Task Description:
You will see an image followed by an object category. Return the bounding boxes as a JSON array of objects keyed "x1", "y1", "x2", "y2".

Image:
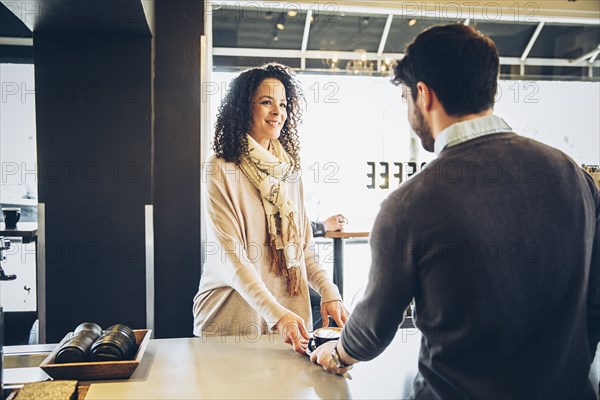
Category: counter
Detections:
[
  {"x1": 6, "y1": 327, "x2": 600, "y2": 399},
  {"x1": 84, "y1": 329, "x2": 421, "y2": 399}
]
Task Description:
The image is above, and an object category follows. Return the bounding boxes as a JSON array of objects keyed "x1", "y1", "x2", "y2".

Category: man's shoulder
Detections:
[
  {"x1": 505, "y1": 135, "x2": 591, "y2": 180},
  {"x1": 510, "y1": 134, "x2": 573, "y2": 158},
  {"x1": 454, "y1": 131, "x2": 571, "y2": 162},
  {"x1": 439, "y1": 132, "x2": 584, "y2": 179},
  {"x1": 381, "y1": 170, "x2": 436, "y2": 216}
]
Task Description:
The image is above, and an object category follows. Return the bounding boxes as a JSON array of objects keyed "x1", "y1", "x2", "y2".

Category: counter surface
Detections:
[{"x1": 85, "y1": 329, "x2": 421, "y2": 399}]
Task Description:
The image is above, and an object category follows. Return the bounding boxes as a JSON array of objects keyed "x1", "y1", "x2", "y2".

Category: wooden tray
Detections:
[{"x1": 39, "y1": 329, "x2": 151, "y2": 380}]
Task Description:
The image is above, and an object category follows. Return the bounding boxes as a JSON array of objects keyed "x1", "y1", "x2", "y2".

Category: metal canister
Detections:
[
  {"x1": 55, "y1": 330, "x2": 97, "y2": 364},
  {"x1": 74, "y1": 322, "x2": 102, "y2": 340},
  {"x1": 90, "y1": 330, "x2": 129, "y2": 361},
  {"x1": 106, "y1": 324, "x2": 136, "y2": 349}
]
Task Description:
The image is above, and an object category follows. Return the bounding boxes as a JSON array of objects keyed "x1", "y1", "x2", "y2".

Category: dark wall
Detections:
[
  {"x1": 0, "y1": 2, "x2": 33, "y2": 63},
  {"x1": 0, "y1": 2, "x2": 32, "y2": 37},
  {"x1": 8, "y1": 0, "x2": 203, "y2": 341},
  {"x1": 34, "y1": 32, "x2": 152, "y2": 342},
  {"x1": 0, "y1": 45, "x2": 33, "y2": 63},
  {"x1": 153, "y1": 0, "x2": 203, "y2": 338}
]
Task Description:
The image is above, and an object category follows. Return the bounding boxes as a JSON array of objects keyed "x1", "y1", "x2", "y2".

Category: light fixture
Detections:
[
  {"x1": 346, "y1": 49, "x2": 374, "y2": 74},
  {"x1": 276, "y1": 13, "x2": 286, "y2": 30},
  {"x1": 287, "y1": 9, "x2": 298, "y2": 17},
  {"x1": 379, "y1": 57, "x2": 393, "y2": 74},
  {"x1": 323, "y1": 54, "x2": 340, "y2": 70},
  {"x1": 408, "y1": 19, "x2": 417, "y2": 27},
  {"x1": 345, "y1": 17, "x2": 374, "y2": 75}
]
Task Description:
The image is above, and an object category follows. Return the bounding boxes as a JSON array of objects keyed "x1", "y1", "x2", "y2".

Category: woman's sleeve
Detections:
[
  {"x1": 298, "y1": 180, "x2": 342, "y2": 303},
  {"x1": 204, "y1": 161, "x2": 289, "y2": 329},
  {"x1": 311, "y1": 221, "x2": 326, "y2": 237}
]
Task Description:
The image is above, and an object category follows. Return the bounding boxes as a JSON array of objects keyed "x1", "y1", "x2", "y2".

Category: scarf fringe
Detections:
[{"x1": 268, "y1": 212, "x2": 302, "y2": 297}]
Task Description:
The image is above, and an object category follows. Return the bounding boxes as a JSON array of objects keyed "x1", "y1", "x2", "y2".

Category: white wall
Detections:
[
  {"x1": 0, "y1": 63, "x2": 38, "y2": 312},
  {"x1": 0, "y1": 63, "x2": 38, "y2": 203}
]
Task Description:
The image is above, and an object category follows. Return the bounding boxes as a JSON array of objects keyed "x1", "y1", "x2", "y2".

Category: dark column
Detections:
[
  {"x1": 153, "y1": 0, "x2": 203, "y2": 338},
  {"x1": 34, "y1": 32, "x2": 152, "y2": 342}
]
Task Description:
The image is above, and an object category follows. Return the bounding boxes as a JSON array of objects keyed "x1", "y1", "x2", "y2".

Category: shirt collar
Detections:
[{"x1": 434, "y1": 114, "x2": 513, "y2": 156}]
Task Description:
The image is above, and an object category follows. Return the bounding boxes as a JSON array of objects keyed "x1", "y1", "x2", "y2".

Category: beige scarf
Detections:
[{"x1": 239, "y1": 134, "x2": 303, "y2": 296}]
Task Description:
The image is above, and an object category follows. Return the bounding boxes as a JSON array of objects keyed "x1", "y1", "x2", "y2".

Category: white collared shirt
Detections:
[{"x1": 434, "y1": 114, "x2": 513, "y2": 156}]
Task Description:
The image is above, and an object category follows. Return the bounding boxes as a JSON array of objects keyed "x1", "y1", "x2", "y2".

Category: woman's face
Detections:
[{"x1": 248, "y1": 78, "x2": 288, "y2": 148}]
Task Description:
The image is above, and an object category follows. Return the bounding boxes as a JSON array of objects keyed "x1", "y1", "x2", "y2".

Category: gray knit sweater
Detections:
[{"x1": 341, "y1": 132, "x2": 600, "y2": 399}]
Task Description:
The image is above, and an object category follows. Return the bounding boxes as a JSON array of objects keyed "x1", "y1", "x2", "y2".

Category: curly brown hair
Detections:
[{"x1": 212, "y1": 63, "x2": 304, "y2": 171}]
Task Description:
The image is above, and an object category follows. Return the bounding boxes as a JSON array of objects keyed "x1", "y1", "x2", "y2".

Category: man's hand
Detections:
[
  {"x1": 320, "y1": 300, "x2": 350, "y2": 328},
  {"x1": 310, "y1": 341, "x2": 352, "y2": 376},
  {"x1": 276, "y1": 312, "x2": 310, "y2": 355}
]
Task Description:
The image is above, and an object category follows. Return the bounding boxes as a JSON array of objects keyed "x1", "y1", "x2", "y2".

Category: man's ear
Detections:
[{"x1": 416, "y1": 81, "x2": 435, "y2": 112}]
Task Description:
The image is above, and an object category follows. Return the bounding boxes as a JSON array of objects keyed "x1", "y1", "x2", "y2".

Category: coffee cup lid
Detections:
[{"x1": 313, "y1": 327, "x2": 342, "y2": 339}]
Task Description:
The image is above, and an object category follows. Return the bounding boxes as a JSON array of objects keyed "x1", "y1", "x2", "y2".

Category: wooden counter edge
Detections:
[{"x1": 323, "y1": 231, "x2": 370, "y2": 239}]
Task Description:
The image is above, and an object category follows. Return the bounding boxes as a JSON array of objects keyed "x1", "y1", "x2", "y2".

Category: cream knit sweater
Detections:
[{"x1": 193, "y1": 155, "x2": 341, "y2": 337}]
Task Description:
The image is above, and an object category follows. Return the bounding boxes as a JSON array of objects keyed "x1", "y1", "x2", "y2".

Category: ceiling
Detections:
[
  {"x1": 1, "y1": 0, "x2": 598, "y2": 80},
  {"x1": 210, "y1": 0, "x2": 600, "y2": 81}
]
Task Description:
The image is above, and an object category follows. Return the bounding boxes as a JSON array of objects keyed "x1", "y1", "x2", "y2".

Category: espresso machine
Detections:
[{"x1": 0, "y1": 237, "x2": 17, "y2": 399}]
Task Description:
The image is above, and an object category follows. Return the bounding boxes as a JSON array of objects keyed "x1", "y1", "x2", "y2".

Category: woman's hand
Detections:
[
  {"x1": 322, "y1": 214, "x2": 347, "y2": 232},
  {"x1": 276, "y1": 312, "x2": 310, "y2": 355},
  {"x1": 320, "y1": 300, "x2": 350, "y2": 328}
]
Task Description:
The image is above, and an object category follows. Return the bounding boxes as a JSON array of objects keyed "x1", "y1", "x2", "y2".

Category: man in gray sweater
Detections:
[{"x1": 311, "y1": 24, "x2": 600, "y2": 398}]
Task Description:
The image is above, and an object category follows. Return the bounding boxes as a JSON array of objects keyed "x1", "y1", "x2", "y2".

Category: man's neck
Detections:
[{"x1": 431, "y1": 109, "x2": 493, "y2": 140}]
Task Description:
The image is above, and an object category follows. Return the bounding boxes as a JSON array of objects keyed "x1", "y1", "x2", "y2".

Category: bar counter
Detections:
[
  {"x1": 83, "y1": 329, "x2": 421, "y2": 399},
  {"x1": 6, "y1": 328, "x2": 600, "y2": 398}
]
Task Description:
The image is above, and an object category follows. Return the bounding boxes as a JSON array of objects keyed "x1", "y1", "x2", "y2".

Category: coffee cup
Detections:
[
  {"x1": 2, "y1": 208, "x2": 20, "y2": 229},
  {"x1": 307, "y1": 327, "x2": 342, "y2": 354}
]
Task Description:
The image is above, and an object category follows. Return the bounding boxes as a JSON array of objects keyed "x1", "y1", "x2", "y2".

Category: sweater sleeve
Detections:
[
  {"x1": 204, "y1": 160, "x2": 289, "y2": 329},
  {"x1": 339, "y1": 194, "x2": 415, "y2": 361},
  {"x1": 311, "y1": 221, "x2": 326, "y2": 237}
]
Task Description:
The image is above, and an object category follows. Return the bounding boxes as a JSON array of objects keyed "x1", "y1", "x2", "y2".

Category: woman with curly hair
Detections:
[{"x1": 193, "y1": 63, "x2": 348, "y2": 353}]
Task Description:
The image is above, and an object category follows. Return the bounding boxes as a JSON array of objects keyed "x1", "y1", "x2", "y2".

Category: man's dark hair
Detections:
[{"x1": 392, "y1": 24, "x2": 500, "y2": 116}]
